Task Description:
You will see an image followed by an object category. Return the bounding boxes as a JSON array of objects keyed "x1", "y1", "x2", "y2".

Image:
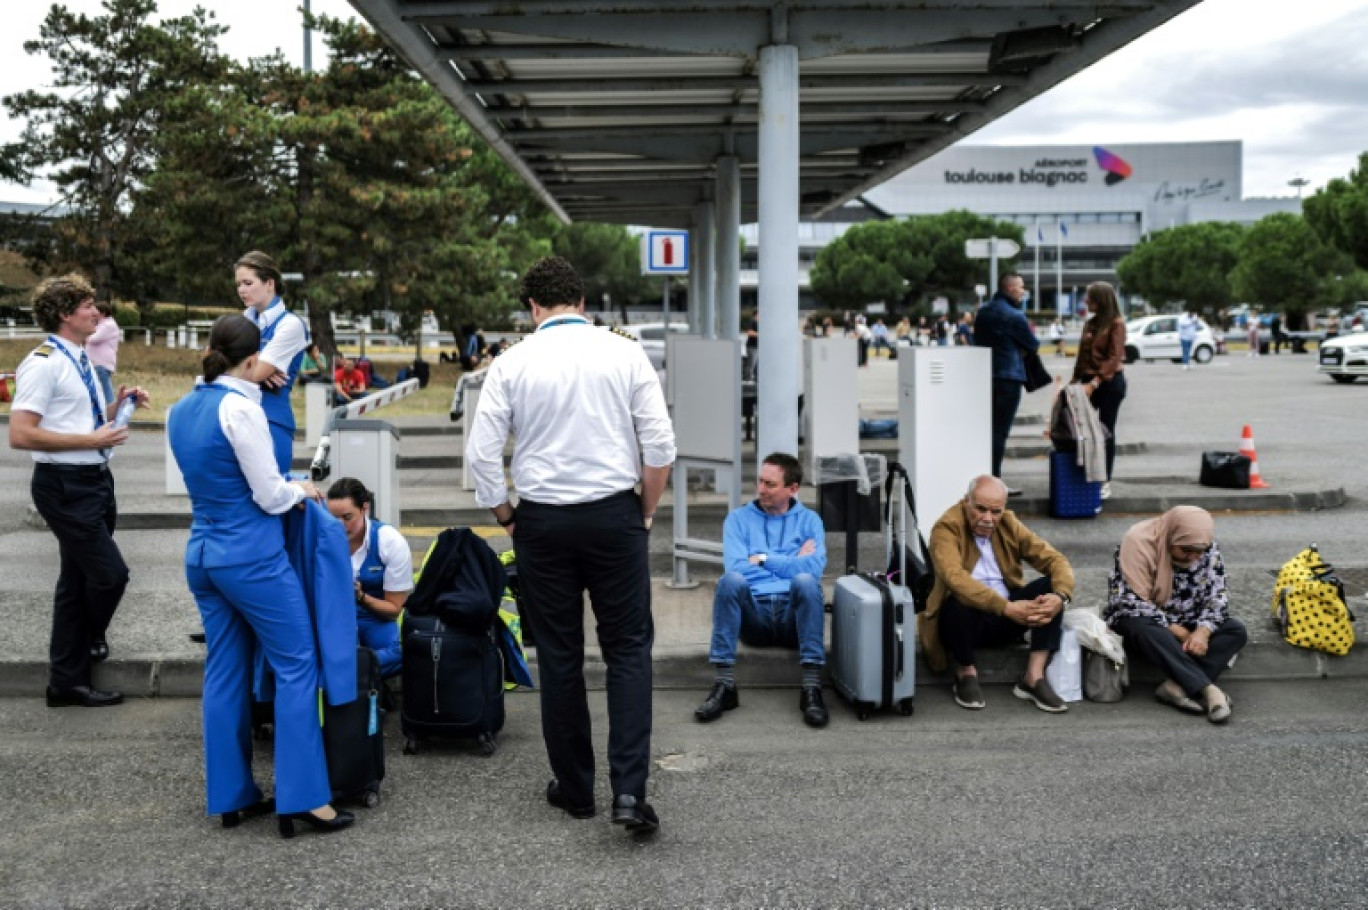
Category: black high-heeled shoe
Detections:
[
  {"x1": 277, "y1": 807, "x2": 356, "y2": 839},
  {"x1": 221, "y1": 797, "x2": 275, "y2": 828}
]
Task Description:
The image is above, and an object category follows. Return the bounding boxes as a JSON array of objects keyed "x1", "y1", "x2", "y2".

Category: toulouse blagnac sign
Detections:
[{"x1": 943, "y1": 146, "x2": 1135, "y2": 188}]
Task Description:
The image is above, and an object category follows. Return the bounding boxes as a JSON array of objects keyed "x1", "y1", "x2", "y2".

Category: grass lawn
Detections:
[{"x1": 0, "y1": 338, "x2": 469, "y2": 423}]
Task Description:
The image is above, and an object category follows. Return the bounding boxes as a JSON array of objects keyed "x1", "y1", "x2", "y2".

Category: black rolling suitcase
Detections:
[
  {"x1": 401, "y1": 613, "x2": 505, "y2": 756},
  {"x1": 322, "y1": 647, "x2": 386, "y2": 807}
]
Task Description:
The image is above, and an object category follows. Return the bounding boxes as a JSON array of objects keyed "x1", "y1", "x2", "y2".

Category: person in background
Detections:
[
  {"x1": 1177, "y1": 309, "x2": 1199, "y2": 370},
  {"x1": 956, "y1": 312, "x2": 975, "y2": 346},
  {"x1": 326, "y1": 478, "x2": 409, "y2": 679},
  {"x1": 10, "y1": 274, "x2": 148, "y2": 707},
  {"x1": 332, "y1": 356, "x2": 367, "y2": 404},
  {"x1": 1270, "y1": 313, "x2": 1286, "y2": 355},
  {"x1": 167, "y1": 314, "x2": 352, "y2": 837},
  {"x1": 299, "y1": 343, "x2": 327, "y2": 383},
  {"x1": 1104, "y1": 506, "x2": 1246, "y2": 724},
  {"x1": 236, "y1": 251, "x2": 308, "y2": 476},
  {"x1": 1070, "y1": 281, "x2": 1127, "y2": 501},
  {"x1": 1048, "y1": 318, "x2": 1066, "y2": 358},
  {"x1": 870, "y1": 319, "x2": 891, "y2": 356},
  {"x1": 86, "y1": 300, "x2": 121, "y2": 408},
  {"x1": 973, "y1": 272, "x2": 1037, "y2": 494},
  {"x1": 1246, "y1": 316, "x2": 1261, "y2": 357}
]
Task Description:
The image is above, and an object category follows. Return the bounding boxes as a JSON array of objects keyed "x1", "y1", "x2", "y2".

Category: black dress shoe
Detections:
[
  {"x1": 277, "y1": 807, "x2": 355, "y2": 839},
  {"x1": 694, "y1": 681, "x2": 739, "y2": 722},
  {"x1": 45, "y1": 685, "x2": 123, "y2": 708},
  {"x1": 546, "y1": 780, "x2": 596, "y2": 819},
  {"x1": 189, "y1": 632, "x2": 207, "y2": 644},
  {"x1": 222, "y1": 797, "x2": 276, "y2": 828},
  {"x1": 611, "y1": 794, "x2": 659, "y2": 833},
  {"x1": 800, "y1": 686, "x2": 829, "y2": 728},
  {"x1": 90, "y1": 639, "x2": 109, "y2": 663}
]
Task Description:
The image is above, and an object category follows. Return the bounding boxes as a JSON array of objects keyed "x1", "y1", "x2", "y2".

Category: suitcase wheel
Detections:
[
  {"x1": 856, "y1": 705, "x2": 871, "y2": 722},
  {"x1": 478, "y1": 732, "x2": 497, "y2": 757},
  {"x1": 898, "y1": 698, "x2": 915, "y2": 717},
  {"x1": 403, "y1": 737, "x2": 419, "y2": 755},
  {"x1": 362, "y1": 789, "x2": 381, "y2": 809}
]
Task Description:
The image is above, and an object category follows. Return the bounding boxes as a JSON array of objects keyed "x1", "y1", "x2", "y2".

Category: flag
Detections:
[{"x1": 1058, "y1": 220, "x2": 1069, "y2": 238}]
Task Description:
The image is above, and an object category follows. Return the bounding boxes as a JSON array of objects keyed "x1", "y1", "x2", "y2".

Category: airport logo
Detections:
[{"x1": 1093, "y1": 146, "x2": 1133, "y2": 185}]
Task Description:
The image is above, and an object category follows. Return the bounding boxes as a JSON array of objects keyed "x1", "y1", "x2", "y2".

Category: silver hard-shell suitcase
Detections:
[{"x1": 830, "y1": 574, "x2": 916, "y2": 719}]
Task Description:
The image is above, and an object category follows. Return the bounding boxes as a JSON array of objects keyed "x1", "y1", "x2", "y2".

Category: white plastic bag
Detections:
[
  {"x1": 1062, "y1": 608, "x2": 1126, "y2": 664},
  {"x1": 1045, "y1": 627, "x2": 1083, "y2": 703}
]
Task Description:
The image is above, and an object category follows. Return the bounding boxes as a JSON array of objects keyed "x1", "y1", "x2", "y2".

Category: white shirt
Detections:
[
  {"x1": 208, "y1": 376, "x2": 304, "y2": 515},
  {"x1": 12, "y1": 335, "x2": 108, "y2": 465},
  {"x1": 466, "y1": 314, "x2": 677, "y2": 507},
  {"x1": 350, "y1": 521, "x2": 415, "y2": 592},
  {"x1": 970, "y1": 534, "x2": 1011, "y2": 600},
  {"x1": 246, "y1": 300, "x2": 307, "y2": 372},
  {"x1": 1177, "y1": 313, "x2": 1199, "y2": 342}
]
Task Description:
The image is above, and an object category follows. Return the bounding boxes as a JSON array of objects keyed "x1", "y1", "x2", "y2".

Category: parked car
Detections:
[
  {"x1": 1316, "y1": 328, "x2": 1368, "y2": 384},
  {"x1": 1123, "y1": 314, "x2": 1218, "y2": 364},
  {"x1": 619, "y1": 322, "x2": 688, "y2": 371}
]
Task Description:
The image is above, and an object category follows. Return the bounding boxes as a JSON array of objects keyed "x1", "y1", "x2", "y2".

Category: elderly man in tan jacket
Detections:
[{"x1": 922, "y1": 475, "x2": 1076, "y2": 713}]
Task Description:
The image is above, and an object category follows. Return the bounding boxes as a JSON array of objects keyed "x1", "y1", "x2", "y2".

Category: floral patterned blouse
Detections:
[{"x1": 1103, "y1": 542, "x2": 1230, "y2": 631}]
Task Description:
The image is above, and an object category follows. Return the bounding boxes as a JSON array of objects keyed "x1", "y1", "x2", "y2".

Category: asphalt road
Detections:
[{"x1": 2, "y1": 681, "x2": 1367, "y2": 909}]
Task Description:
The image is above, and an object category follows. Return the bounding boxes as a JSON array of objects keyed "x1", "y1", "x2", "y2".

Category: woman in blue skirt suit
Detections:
[{"x1": 168, "y1": 315, "x2": 353, "y2": 838}]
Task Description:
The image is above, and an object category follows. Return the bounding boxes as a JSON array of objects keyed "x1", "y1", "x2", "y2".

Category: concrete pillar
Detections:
[
  {"x1": 756, "y1": 41, "x2": 800, "y2": 464},
  {"x1": 694, "y1": 200, "x2": 716, "y2": 339},
  {"x1": 714, "y1": 155, "x2": 741, "y2": 342}
]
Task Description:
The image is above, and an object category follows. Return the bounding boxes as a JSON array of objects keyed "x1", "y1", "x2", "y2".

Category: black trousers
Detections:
[
  {"x1": 1087, "y1": 372, "x2": 1127, "y2": 481},
  {"x1": 990, "y1": 378, "x2": 1023, "y2": 479},
  {"x1": 514, "y1": 490, "x2": 653, "y2": 805},
  {"x1": 938, "y1": 577, "x2": 1060, "y2": 669},
  {"x1": 30, "y1": 463, "x2": 129, "y2": 689},
  {"x1": 1113, "y1": 615, "x2": 1247, "y2": 698}
]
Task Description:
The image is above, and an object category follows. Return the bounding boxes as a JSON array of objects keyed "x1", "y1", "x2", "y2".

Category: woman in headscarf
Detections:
[{"x1": 1104, "y1": 506, "x2": 1247, "y2": 723}]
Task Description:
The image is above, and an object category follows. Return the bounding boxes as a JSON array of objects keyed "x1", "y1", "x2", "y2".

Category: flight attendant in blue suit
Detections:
[
  {"x1": 235, "y1": 250, "x2": 307, "y2": 475},
  {"x1": 168, "y1": 314, "x2": 354, "y2": 839},
  {"x1": 326, "y1": 477, "x2": 411, "y2": 678}
]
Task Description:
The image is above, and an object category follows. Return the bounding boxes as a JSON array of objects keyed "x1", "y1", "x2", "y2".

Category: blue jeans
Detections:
[
  {"x1": 1180, "y1": 339, "x2": 1193, "y2": 365},
  {"x1": 94, "y1": 366, "x2": 115, "y2": 411},
  {"x1": 709, "y1": 572, "x2": 826, "y2": 667}
]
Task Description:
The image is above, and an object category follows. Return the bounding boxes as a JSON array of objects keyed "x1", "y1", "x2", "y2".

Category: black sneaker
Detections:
[
  {"x1": 800, "y1": 685, "x2": 829, "y2": 728},
  {"x1": 1013, "y1": 675, "x2": 1068, "y2": 713},
  {"x1": 695, "y1": 681, "x2": 739, "y2": 722},
  {"x1": 953, "y1": 675, "x2": 986, "y2": 710}
]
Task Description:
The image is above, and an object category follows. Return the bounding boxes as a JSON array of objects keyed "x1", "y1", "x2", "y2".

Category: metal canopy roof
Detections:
[{"x1": 347, "y1": 1, "x2": 1200, "y2": 227}]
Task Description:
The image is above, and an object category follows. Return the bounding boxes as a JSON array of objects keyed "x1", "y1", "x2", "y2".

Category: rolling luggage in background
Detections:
[
  {"x1": 323, "y1": 647, "x2": 386, "y2": 807},
  {"x1": 400, "y1": 613, "x2": 505, "y2": 756},
  {"x1": 828, "y1": 460, "x2": 920, "y2": 720},
  {"x1": 1049, "y1": 451, "x2": 1102, "y2": 519}
]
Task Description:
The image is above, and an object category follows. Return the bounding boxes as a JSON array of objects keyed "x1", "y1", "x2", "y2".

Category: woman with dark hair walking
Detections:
[
  {"x1": 1070, "y1": 281, "x2": 1127, "y2": 500},
  {"x1": 168, "y1": 315, "x2": 353, "y2": 838}
]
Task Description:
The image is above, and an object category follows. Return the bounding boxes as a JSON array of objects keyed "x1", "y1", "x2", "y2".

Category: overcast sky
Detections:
[{"x1": 0, "y1": 0, "x2": 1363, "y2": 205}]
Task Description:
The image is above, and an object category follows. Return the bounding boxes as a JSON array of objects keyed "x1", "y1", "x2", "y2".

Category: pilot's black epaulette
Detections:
[{"x1": 31, "y1": 342, "x2": 54, "y2": 358}]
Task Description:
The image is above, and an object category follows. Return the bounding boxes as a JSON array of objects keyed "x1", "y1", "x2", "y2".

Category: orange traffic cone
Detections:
[{"x1": 1240, "y1": 424, "x2": 1269, "y2": 488}]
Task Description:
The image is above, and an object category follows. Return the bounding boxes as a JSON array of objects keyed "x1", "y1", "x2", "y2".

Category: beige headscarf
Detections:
[{"x1": 1118, "y1": 506, "x2": 1215, "y2": 607}]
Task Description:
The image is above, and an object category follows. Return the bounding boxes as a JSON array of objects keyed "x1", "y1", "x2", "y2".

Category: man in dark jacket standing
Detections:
[{"x1": 974, "y1": 273, "x2": 1038, "y2": 494}]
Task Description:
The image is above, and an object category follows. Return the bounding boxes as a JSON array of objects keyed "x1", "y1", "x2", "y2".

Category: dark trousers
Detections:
[
  {"x1": 1089, "y1": 372, "x2": 1127, "y2": 481},
  {"x1": 990, "y1": 378, "x2": 1024, "y2": 478},
  {"x1": 513, "y1": 490, "x2": 653, "y2": 806},
  {"x1": 1113, "y1": 615, "x2": 1247, "y2": 698},
  {"x1": 938, "y1": 577, "x2": 1060, "y2": 669},
  {"x1": 30, "y1": 463, "x2": 129, "y2": 689}
]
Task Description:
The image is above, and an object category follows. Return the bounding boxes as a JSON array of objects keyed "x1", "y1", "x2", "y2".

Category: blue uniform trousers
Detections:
[
  {"x1": 187, "y1": 552, "x2": 330, "y2": 816},
  {"x1": 357, "y1": 611, "x2": 401, "y2": 678},
  {"x1": 266, "y1": 421, "x2": 292, "y2": 477}
]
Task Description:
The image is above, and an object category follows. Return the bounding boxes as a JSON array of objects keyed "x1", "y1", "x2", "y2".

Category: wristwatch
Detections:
[
  {"x1": 1054, "y1": 591, "x2": 1072, "y2": 608},
  {"x1": 757, "y1": 553, "x2": 767, "y2": 566}
]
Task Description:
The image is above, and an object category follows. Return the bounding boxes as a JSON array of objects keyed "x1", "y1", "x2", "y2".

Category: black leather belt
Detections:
[{"x1": 37, "y1": 462, "x2": 109, "y2": 475}]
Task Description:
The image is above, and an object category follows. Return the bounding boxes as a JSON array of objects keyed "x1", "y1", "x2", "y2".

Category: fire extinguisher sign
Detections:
[{"x1": 641, "y1": 230, "x2": 689, "y2": 275}]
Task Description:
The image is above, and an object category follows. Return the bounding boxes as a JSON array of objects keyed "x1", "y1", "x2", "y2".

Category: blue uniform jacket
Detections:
[{"x1": 255, "y1": 500, "x2": 358, "y2": 706}]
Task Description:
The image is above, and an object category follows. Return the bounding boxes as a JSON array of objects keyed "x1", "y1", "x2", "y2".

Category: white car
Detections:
[
  {"x1": 619, "y1": 322, "x2": 688, "y2": 371},
  {"x1": 1124, "y1": 314, "x2": 1217, "y2": 364},
  {"x1": 1317, "y1": 329, "x2": 1368, "y2": 384}
]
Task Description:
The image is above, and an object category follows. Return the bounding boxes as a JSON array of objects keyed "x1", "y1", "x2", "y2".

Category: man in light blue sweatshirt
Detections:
[{"x1": 696, "y1": 452, "x2": 829, "y2": 728}]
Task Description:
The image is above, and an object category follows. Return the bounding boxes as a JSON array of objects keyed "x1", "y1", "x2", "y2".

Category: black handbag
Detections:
[
  {"x1": 1022, "y1": 350, "x2": 1052, "y2": 393},
  {"x1": 1199, "y1": 451, "x2": 1251, "y2": 489}
]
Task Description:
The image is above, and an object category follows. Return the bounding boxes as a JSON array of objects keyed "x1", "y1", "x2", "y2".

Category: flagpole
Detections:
[
  {"x1": 1056, "y1": 219, "x2": 1064, "y2": 319},
  {"x1": 1033, "y1": 217, "x2": 1041, "y2": 315}
]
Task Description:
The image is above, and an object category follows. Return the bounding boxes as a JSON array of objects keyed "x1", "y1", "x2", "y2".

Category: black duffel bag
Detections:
[{"x1": 1199, "y1": 451, "x2": 1251, "y2": 489}]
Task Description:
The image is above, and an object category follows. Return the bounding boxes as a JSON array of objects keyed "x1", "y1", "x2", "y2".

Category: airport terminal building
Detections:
[{"x1": 740, "y1": 140, "x2": 1300, "y2": 311}]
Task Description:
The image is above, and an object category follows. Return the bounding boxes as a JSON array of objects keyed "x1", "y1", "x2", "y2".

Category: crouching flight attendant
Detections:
[
  {"x1": 168, "y1": 315, "x2": 353, "y2": 838},
  {"x1": 326, "y1": 476, "x2": 411, "y2": 678}
]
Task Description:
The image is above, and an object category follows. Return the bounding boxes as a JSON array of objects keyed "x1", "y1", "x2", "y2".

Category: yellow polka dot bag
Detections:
[{"x1": 1272, "y1": 545, "x2": 1355, "y2": 657}]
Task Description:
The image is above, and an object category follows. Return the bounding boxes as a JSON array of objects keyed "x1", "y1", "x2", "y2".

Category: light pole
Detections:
[{"x1": 1288, "y1": 176, "x2": 1310, "y2": 199}]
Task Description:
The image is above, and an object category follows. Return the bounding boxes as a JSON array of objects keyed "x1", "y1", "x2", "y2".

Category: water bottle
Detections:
[{"x1": 111, "y1": 396, "x2": 137, "y2": 429}]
